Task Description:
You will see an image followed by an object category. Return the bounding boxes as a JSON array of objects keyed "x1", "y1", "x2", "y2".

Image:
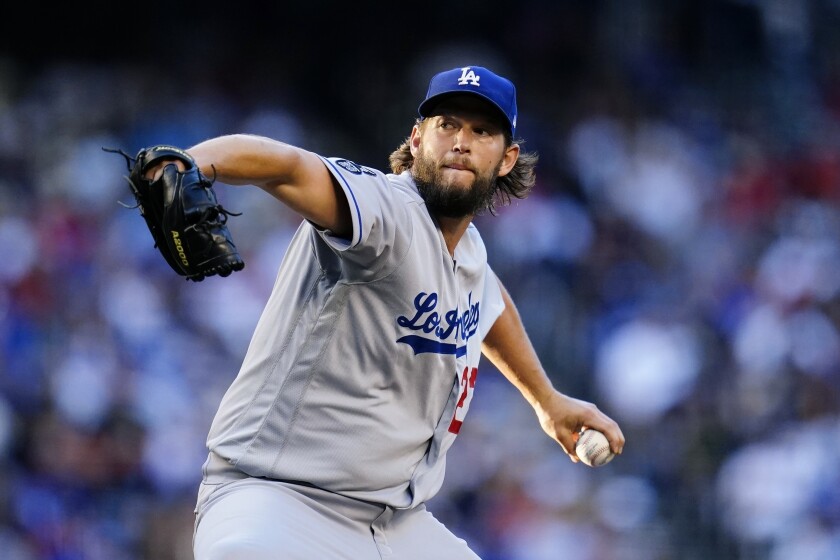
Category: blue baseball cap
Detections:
[{"x1": 418, "y1": 65, "x2": 518, "y2": 136}]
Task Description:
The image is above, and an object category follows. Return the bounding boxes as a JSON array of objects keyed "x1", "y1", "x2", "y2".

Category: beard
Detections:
[{"x1": 412, "y1": 152, "x2": 502, "y2": 218}]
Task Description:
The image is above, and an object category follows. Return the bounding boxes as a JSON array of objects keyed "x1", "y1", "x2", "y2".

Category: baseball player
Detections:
[{"x1": 149, "y1": 65, "x2": 624, "y2": 559}]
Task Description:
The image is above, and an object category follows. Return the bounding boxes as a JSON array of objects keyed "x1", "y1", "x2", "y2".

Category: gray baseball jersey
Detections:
[{"x1": 204, "y1": 156, "x2": 505, "y2": 509}]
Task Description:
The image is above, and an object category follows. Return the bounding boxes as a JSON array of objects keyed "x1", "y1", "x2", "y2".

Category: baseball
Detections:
[{"x1": 575, "y1": 429, "x2": 615, "y2": 467}]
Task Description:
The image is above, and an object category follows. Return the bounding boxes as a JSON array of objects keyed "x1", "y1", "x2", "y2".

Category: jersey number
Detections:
[{"x1": 448, "y1": 366, "x2": 478, "y2": 434}]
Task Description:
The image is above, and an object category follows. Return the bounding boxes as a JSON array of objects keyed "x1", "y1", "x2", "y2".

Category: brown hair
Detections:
[{"x1": 388, "y1": 119, "x2": 539, "y2": 215}]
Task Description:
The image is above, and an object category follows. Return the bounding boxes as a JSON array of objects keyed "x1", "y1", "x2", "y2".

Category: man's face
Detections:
[{"x1": 410, "y1": 97, "x2": 516, "y2": 218}]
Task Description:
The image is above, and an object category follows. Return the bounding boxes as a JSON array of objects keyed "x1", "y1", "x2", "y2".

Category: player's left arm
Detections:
[
  {"x1": 143, "y1": 134, "x2": 352, "y2": 238},
  {"x1": 481, "y1": 278, "x2": 625, "y2": 462}
]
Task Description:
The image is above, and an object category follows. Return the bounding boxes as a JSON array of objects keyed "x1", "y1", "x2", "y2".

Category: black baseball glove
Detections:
[{"x1": 105, "y1": 145, "x2": 245, "y2": 281}]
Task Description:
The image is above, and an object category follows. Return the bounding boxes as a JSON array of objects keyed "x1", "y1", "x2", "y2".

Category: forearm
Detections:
[
  {"x1": 186, "y1": 134, "x2": 350, "y2": 236},
  {"x1": 187, "y1": 134, "x2": 311, "y2": 188},
  {"x1": 482, "y1": 279, "x2": 625, "y2": 458}
]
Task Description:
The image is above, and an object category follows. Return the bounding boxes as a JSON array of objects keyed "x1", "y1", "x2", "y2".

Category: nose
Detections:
[{"x1": 452, "y1": 128, "x2": 471, "y2": 153}]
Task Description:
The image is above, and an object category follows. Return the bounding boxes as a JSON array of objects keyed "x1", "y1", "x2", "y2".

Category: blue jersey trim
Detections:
[
  {"x1": 324, "y1": 158, "x2": 364, "y2": 247},
  {"x1": 397, "y1": 335, "x2": 467, "y2": 357}
]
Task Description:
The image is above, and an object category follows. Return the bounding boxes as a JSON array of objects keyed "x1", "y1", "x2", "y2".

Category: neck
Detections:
[{"x1": 434, "y1": 213, "x2": 473, "y2": 257}]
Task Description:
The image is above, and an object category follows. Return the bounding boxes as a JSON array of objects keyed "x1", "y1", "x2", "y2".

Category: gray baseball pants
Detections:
[{"x1": 192, "y1": 453, "x2": 481, "y2": 560}]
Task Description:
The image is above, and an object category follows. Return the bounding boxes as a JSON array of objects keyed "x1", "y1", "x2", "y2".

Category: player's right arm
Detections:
[
  {"x1": 481, "y1": 279, "x2": 625, "y2": 461},
  {"x1": 149, "y1": 134, "x2": 352, "y2": 238}
]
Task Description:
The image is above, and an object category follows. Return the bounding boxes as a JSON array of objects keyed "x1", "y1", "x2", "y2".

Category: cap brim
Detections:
[{"x1": 418, "y1": 91, "x2": 512, "y2": 134}]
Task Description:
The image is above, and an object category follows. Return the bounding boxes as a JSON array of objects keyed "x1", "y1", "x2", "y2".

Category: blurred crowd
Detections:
[{"x1": 2, "y1": 1, "x2": 840, "y2": 559}]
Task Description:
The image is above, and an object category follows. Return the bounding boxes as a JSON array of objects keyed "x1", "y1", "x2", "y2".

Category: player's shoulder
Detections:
[
  {"x1": 322, "y1": 157, "x2": 383, "y2": 180},
  {"x1": 385, "y1": 170, "x2": 423, "y2": 200},
  {"x1": 321, "y1": 157, "x2": 414, "y2": 197},
  {"x1": 320, "y1": 156, "x2": 414, "y2": 188},
  {"x1": 463, "y1": 222, "x2": 488, "y2": 251}
]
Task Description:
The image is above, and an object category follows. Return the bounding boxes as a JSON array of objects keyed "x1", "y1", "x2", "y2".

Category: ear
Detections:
[
  {"x1": 497, "y1": 143, "x2": 520, "y2": 177},
  {"x1": 409, "y1": 123, "x2": 423, "y2": 157}
]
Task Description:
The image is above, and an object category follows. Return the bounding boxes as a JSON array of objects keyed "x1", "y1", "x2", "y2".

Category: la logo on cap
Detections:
[
  {"x1": 418, "y1": 64, "x2": 518, "y2": 135},
  {"x1": 457, "y1": 67, "x2": 480, "y2": 86}
]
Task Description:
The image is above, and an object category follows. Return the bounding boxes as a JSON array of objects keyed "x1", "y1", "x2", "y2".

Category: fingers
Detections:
[
  {"x1": 145, "y1": 159, "x2": 186, "y2": 181},
  {"x1": 144, "y1": 163, "x2": 165, "y2": 182},
  {"x1": 598, "y1": 426, "x2": 624, "y2": 456},
  {"x1": 607, "y1": 426, "x2": 625, "y2": 455},
  {"x1": 595, "y1": 417, "x2": 625, "y2": 455},
  {"x1": 581, "y1": 406, "x2": 625, "y2": 456},
  {"x1": 558, "y1": 432, "x2": 580, "y2": 463},
  {"x1": 584, "y1": 422, "x2": 625, "y2": 456},
  {"x1": 571, "y1": 417, "x2": 625, "y2": 459}
]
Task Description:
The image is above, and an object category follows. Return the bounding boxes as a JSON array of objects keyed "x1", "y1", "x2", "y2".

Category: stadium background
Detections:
[{"x1": 1, "y1": 1, "x2": 840, "y2": 558}]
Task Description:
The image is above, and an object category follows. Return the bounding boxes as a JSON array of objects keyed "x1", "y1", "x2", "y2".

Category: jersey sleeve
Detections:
[
  {"x1": 316, "y1": 156, "x2": 410, "y2": 278},
  {"x1": 479, "y1": 264, "x2": 506, "y2": 338}
]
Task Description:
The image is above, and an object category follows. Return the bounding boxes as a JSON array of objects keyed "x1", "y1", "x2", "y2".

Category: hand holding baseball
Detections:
[
  {"x1": 533, "y1": 393, "x2": 624, "y2": 465},
  {"x1": 575, "y1": 428, "x2": 616, "y2": 467}
]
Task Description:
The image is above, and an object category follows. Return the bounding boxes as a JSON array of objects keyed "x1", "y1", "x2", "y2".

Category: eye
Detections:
[
  {"x1": 439, "y1": 120, "x2": 456, "y2": 130},
  {"x1": 476, "y1": 122, "x2": 502, "y2": 137}
]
